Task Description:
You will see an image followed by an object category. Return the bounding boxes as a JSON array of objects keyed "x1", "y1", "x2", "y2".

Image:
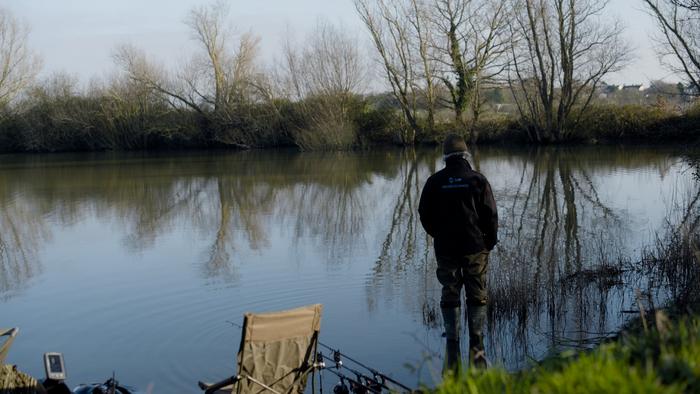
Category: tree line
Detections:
[{"x1": 0, "y1": 0, "x2": 698, "y2": 152}]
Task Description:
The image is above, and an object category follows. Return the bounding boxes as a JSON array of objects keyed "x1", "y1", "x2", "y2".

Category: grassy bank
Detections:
[{"x1": 436, "y1": 314, "x2": 700, "y2": 393}]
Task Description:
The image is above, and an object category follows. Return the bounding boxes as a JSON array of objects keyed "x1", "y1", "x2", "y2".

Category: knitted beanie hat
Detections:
[{"x1": 443, "y1": 133, "x2": 468, "y2": 155}]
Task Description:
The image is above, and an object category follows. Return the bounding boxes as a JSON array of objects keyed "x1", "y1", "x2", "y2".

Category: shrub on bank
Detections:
[
  {"x1": 573, "y1": 104, "x2": 700, "y2": 142},
  {"x1": 411, "y1": 114, "x2": 522, "y2": 145},
  {"x1": 472, "y1": 114, "x2": 522, "y2": 144},
  {"x1": 0, "y1": 92, "x2": 698, "y2": 153},
  {"x1": 354, "y1": 102, "x2": 403, "y2": 145},
  {"x1": 0, "y1": 86, "x2": 206, "y2": 152},
  {"x1": 0, "y1": 90, "x2": 527, "y2": 152}
]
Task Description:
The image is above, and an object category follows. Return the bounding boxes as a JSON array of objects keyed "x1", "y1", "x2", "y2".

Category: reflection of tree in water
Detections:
[
  {"x1": 486, "y1": 148, "x2": 700, "y2": 366},
  {"x1": 0, "y1": 189, "x2": 49, "y2": 298},
  {"x1": 362, "y1": 146, "x2": 693, "y2": 368},
  {"x1": 277, "y1": 152, "x2": 385, "y2": 263},
  {"x1": 0, "y1": 151, "x2": 400, "y2": 291},
  {"x1": 202, "y1": 175, "x2": 277, "y2": 282},
  {"x1": 364, "y1": 150, "x2": 441, "y2": 328},
  {"x1": 201, "y1": 151, "x2": 399, "y2": 276},
  {"x1": 0, "y1": 154, "x2": 278, "y2": 288},
  {"x1": 639, "y1": 183, "x2": 700, "y2": 311},
  {"x1": 487, "y1": 148, "x2": 630, "y2": 365},
  {"x1": 198, "y1": 151, "x2": 407, "y2": 280}
]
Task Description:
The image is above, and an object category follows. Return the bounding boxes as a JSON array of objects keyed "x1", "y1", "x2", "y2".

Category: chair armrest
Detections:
[
  {"x1": 197, "y1": 381, "x2": 209, "y2": 390},
  {"x1": 198, "y1": 375, "x2": 239, "y2": 394}
]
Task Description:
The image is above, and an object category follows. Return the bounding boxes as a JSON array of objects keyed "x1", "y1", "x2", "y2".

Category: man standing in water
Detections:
[{"x1": 418, "y1": 134, "x2": 498, "y2": 370}]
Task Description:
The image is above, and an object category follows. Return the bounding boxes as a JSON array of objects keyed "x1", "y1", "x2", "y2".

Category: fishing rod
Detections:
[
  {"x1": 319, "y1": 352, "x2": 387, "y2": 393},
  {"x1": 320, "y1": 363, "x2": 380, "y2": 394},
  {"x1": 318, "y1": 342, "x2": 413, "y2": 392}
]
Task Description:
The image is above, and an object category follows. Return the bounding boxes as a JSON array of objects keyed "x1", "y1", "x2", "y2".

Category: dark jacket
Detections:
[{"x1": 418, "y1": 157, "x2": 498, "y2": 256}]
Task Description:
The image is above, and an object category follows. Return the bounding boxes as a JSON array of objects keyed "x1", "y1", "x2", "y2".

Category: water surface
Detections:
[{"x1": 0, "y1": 146, "x2": 696, "y2": 392}]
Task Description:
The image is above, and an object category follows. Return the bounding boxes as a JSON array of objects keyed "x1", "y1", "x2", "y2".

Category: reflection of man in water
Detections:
[{"x1": 418, "y1": 134, "x2": 498, "y2": 370}]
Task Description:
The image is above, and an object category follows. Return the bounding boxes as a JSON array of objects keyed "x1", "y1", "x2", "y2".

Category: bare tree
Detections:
[
  {"x1": 356, "y1": 0, "x2": 512, "y2": 144},
  {"x1": 185, "y1": 2, "x2": 228, "y2": 113},
  {"x1": 184, "y1": 2, "x2": 262, "y2": 113},
  {"x1": 0, "y1": 8, "x2": 40, "y2": 109},
  {"x1": 280, "y1": 20, "x2": 366, "y2": 106},
  {"x1": 114, "y1": 1, "x2": 264, "y2": 146},
  {"x1": 432, "y1": 0, "x2": 510, "y2": 143},
  {"x1": 355, "y1": 0, "x2": 437, "y2": 144},
  {"x1": 643, "y1": 0, "x2": 700, "y2": 95},
  {"x1": 409, "y1": 0, "x2": 438, "y2": 135},
  {"x1": 114, "y1": 44, "x2": 201, "y2": 112},
  {"x1": 508, "y1": 0, "x2": 629, "y2": 142},
  {"x1": 278, "y1": 20, "x2": 367, "y2": 149}
]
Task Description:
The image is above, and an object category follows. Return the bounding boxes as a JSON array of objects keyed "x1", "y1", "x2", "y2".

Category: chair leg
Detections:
[
  {"x1": 198, "y1": 375, "x2": 238, "y2": 394},
  {"x1": 244, "y1": 375, "x2": 283, "y2": 394}
]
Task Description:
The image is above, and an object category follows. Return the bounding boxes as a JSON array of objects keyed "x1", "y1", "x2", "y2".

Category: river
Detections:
[{"x1": 0, "y1": 146, "x2": 697, "y2": 392}]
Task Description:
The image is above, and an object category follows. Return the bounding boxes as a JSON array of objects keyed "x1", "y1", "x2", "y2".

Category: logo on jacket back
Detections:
[{"x1": 443, "y1": 177, "x2": 468, "y2": 189}]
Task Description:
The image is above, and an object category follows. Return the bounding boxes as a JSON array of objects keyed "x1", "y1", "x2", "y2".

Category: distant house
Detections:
[
  {"x1": 595, "y1": 82, "x2": 650, "y2": 100},
  {"x1": 596, "y1": 82, "x2": 618, "y2": 98},
  {"x1": 621, "y1": 84, "x2": 646, "y2": 91}
]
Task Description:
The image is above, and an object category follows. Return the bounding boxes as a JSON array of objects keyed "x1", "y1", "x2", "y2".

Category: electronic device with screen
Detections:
[{"x1": 43, "y1": 352, "x2": 66, "y2": 381}]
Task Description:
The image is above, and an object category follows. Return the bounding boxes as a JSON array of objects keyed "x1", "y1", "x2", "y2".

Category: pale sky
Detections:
[{"x1": 0, "y1": 0, "x2": 679, "y2": 87}]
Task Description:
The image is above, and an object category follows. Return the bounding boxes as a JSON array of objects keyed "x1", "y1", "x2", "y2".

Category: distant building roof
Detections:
[{"x1": 622, "y1": 84, "x2": 646, "y2": 91}]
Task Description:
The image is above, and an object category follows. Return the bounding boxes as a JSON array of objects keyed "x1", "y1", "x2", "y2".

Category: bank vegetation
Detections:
[
  {"x1": 0, "y1": 0, "x2": 698, "y2": 153},
  {"x1": 436, "y1": 315, "x2": 700, "y2": 393}
]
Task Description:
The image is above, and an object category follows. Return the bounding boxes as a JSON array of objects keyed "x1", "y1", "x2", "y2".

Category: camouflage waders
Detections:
[{"x1": 436, "y1": 250, "x2": 489, "y2": 370}]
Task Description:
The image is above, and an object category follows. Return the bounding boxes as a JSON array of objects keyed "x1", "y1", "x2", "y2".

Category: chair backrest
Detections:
[
  {"x1": 0, "y1": 328, "x2": 18, "y2": 365},
  {"x1": 235, "y1": 304, "x2": 322, "y2": 394}
]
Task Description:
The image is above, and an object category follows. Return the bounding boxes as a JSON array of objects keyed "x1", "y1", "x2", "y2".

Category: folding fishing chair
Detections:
[
  {"x1": 198, "y1": 304, "x2": 324, "y2": 394},
  {"x1": 1, "y1": 328, "x2": 45, "y2": 394}
]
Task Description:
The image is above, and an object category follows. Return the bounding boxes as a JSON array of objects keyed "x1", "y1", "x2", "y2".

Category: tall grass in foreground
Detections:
[{"x1": 435, "y1": 315, "x2": 700, "y2": 393}]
